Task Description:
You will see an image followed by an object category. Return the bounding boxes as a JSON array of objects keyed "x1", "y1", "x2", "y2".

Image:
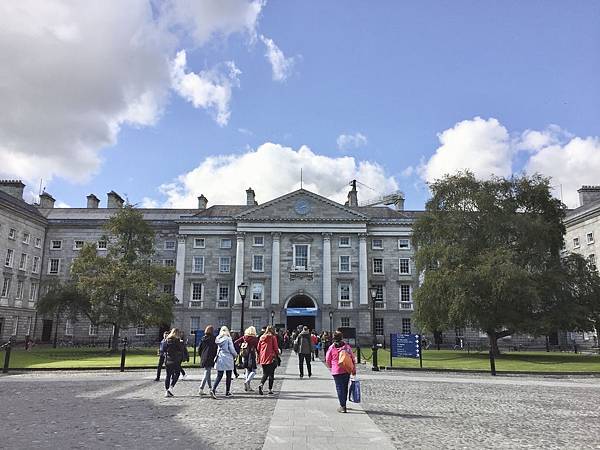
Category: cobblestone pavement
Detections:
[{"x1": 356, "y1": 365, "x2": 600, "y2": 449}]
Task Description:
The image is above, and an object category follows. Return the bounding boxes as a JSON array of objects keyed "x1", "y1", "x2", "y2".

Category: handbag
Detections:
[{"x1": 348, "y1": 376, "x2": 361, "y2": 403}]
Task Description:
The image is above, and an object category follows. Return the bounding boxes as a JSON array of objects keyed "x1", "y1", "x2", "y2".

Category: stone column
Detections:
[
  {"x1": 359, "y1": 233, "x2": 368, "y2": 305},
  {"x1": 174, "y1": 235, "x2": 186, "y2": 305},
  {"x1": 234, "y1": 233, "x2": 245, "y2": 304},
  {"x1": 270, "y1": 232, "x2": 281, "y2": 305},
  {"x1": 322, "y1": 233, "x2": 332, "y2": 305}
]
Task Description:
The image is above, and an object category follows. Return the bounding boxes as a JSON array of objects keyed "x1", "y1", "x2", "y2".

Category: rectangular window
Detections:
[
  {"x1": 65, "y1": 319, "x2": 73, "y2": 336},
  {"x1": 1, "y1": 278, "x2": 11, "y2": 297},
  {"x1": 399, "y1": 258, "x2": 411, "y2": 275},
  {"x1": 341, "y1": 317, "x2": 350, "y2": 328},
  {"x1": 339, "y1": 255, "x2": 351, "y2": 272},
  {"x1": 89, "y1": 324, "x2": 98, "y2": 336},
  {"x1": 220, "y1": 238, "x2": 232, "y2": 249},
  {"x1": 15, "y1": 280, "x2": 24, "y2": 299},
  {"x1": 18, "y1": 253, "x2": 27, "y2": 271},
  {"x1": 190, "y1": 316, "x2": 201, "y2": 334},
  {"x1": 217, "y1": 284, "x2": 230, "y2": 308},
  {"x1": 253, "y1": 236, "x2": 264, "y2": 246},
  {"x1": 73, "y1": 240, "x2": 84, "y2": 250},
  {"x1": 219, "y1": 257, "x2": 231, "y2": 273},
  {"x1": 372, "y1": 258, "x2": 384, "y2": 274},
  {"x1": 163, "y1": 259, "x2": 175, "y2": 267},
  {"x1": 250, "y1": 283, "x2": 264, "y2": 308},
  {"x1": 51, "y1": 240, "x2": 62, "y2": 250},
  {"x1": 339, "y1": 236, "x2": 350, "y2": 247},
  {"x1": 587, "y1": 232, "x2": 595, "y2": 244},
  {"x1": 97, "y1": 240, "x2": 107, "y2": 250},
  {"x1": 402, "y1": 318, "x2": 411, "y2": 335},
  {"x1": 252, "y1": 255, "x2": 264, "y2": 272},
  {"x1": 136, "y1": 324, "x2": 146, "y2": 335},
  {"x1": 164, "y1": 241, "x2": 176, "y2": 250},
  {"x1": 372, "y1": 238, "x2": 383, "y2": 249},
  {"x1": 192, "y1": 256, "x2": 204, "y2": 273},
  {"x1": 12, "y1": 316, "x2": 18, "y2": 335},
  {"x1": 163, "y1": 284, "x2": 173, "y2": 294},
  {"x1": 5, "y1": 249, "x2": 14, "y2": 267},
  {"x1": 251, "y1": 317, "x2": 262, "y2": 329},
  {"x1": 32, "y1": 256, "x2": 40, "y2": 274},
  {"x1": 22, "y1": 233, "x2": 30, "y2": 244},
  {"x1": 339, "y1": 283, "x2": 352, "y2": 308},
  {"x1": 193, "y1": 237, "x2": 205, "y2": 248},
  {"x1": 375, "y1": 318, "x2": 384, "y2": 335},
  {"x1": 588, "y1": 254, "x2": 597, "y2": 271},
  {"x1": 374, "y1": 284, "x2": 385, "y2": 308},
  {"x1": 293, "y1": 244, "x2": 309, "y2": 270},
  {"x1": 398, "y1": 238, "x2": 410, "y2": 249},
  {"x1": 8, "y1": 228, "x2": 16, "y2": 240},
  {"x1": 35, "y1": 237, "x2": 42, "y2": 248},
  {"x1": 29, "y1": 283, "x2": 38, "y2": 301},
  {"x1": 191, "y1": 283, "x2": 203, "y2": 302},
  {"x1": 400, "y1": 285, "x2": 413, "y2": 309},
  {"x1": 48, "y1": 258, "x2": 60, "y2": 274},
  {"x1": 573, "y1": 237, "x2": 580, "y2": 249},
  {"x1": 218, "y1": 317, "x2": 228, "y2": 328}
]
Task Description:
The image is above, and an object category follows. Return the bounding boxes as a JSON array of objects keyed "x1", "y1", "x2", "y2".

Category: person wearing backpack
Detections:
[
  {"x1": 198, "y1": 325, "x2": 218, "y2": 396},
  {"x1": 163, "y1": 328, "x2": 185, "y2": 397},
  {"x1": 325, "y1": 330, "x2": 356, "y2": 413},
  {"x1": 234, "y1": 326, "x2": 259, "y2": 392},
  {"x1": 293, "y1": 326, "x2": 313, "y2": 378}
]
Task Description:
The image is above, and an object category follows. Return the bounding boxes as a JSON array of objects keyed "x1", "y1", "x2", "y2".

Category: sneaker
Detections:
[
  {"x1": 248, "y1": 386, "x2": 254, "y2": 392},
  {"x1": 154, "y1": 378, "x2": 160, "y2": 382},
  {"x1": 210, "y1": 390, "x2": 217, "y2": 399},
  {"x1": 225, "y1": 392, "x2": 233, "y2": 397},
  {"x1": 244, "y1": 382, "x2": 249, "y2": 392},
  {"x1": 198, "y1": 390, "x2": 205, "y2": 397},
  {"x1": 258, "y1": 385, "x2": 264, "y2": 395},
  {"x1": 337, "y1": 406, "x2": 347, "y2": 413},
  {"x1": 166, "y1": 389, "x2": 174, "y2": 398},
  {"x1": 308, "y1": 374, "x2": 312, "y2": 378},
  {"x1": 268, "y1": 390, "x2": 274, "y2": 395}
]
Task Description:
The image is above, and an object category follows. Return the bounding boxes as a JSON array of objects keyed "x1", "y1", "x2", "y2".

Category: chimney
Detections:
[
  {"x1": 107, "y1": 191, "x2": 124, "y2": 208},
  {"x1": 86, "y1": 194, "x2": 100, "y2": 209},
  {"x1": 39, "y1": 192, "x2": 55, "y2": 209},
  {"x1": 394, "y1": 195, "x2": 405, "y2": 211},
  {"x1": 0, "y1": 180, "x2": 25, "y2": 200},
  {"x1": 578, "y1": 186, "x2": 600, "y2": 207},
  {"x1": 197, "y1": 194, "x2": 208, "y2": 210},
  {"x1": 347, "y1": 180, "x2": 358, "y2": 207},
  {"x1": 246, "y1": 187, "x2": 258, "y2": 206}
]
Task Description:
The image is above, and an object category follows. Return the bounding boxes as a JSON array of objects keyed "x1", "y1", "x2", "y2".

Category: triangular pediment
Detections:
[{"x1": 235, "y1": 189, "x2": 368, "y2": 221}]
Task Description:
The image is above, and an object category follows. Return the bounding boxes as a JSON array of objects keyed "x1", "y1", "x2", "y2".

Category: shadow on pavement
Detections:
[{"x1": 364, "y1": 410, "x2": 442, "y2": 419}]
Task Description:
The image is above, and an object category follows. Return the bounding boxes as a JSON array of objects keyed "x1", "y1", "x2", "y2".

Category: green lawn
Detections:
[{"x1": 355, "y1": 348, "x2": 600, "y2": 373}]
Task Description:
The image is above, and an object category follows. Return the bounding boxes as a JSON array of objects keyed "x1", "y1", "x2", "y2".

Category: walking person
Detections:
[
  {"x1": 294, "y1": 326, "x2": 312, "y2": 378},
  {"x1": 257, "y1": 325, "x2": 280, "y2": 395},
  {"x1": 198, "y1": 325, "x2": 217, "y2": 396},
  {"x1": 211, "y1": 326, "x2": 237, "y2": 399},
  {"x1": 311, "y1": 330, "x2": 319, "y2": 360},
  {"x1": 234, "y1": 326, "x2": 259, "y2": 392},
  {"x1": 154, "y1": 331, "x2": 169, "y2": 381},
  {"x1": 179, "y1": 331, "x2": 189, "y2": 379},
  {"x1": 325, "y1": 331, "x2": 356, "y2": 413},
  {"x1": 163, "y1": 328, "x2": 185, "y2": 397}
]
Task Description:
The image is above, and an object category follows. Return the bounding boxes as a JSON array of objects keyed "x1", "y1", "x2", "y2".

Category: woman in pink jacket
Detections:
[{"x1": 325, "y1": 330, "x2": 356, "y2": 413}]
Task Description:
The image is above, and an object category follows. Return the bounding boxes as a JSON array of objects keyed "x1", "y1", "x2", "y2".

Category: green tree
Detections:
[
  {"x1": 70, "y1": 205, "x2": 175, "y2": 352},
  {"x1": 413, "y1": 172, "x2": 567, "y2": 354}
]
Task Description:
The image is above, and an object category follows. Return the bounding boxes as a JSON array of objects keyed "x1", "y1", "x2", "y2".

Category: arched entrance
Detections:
[{"x1": 285, "y1": 294, "x2": 318, "y2": 331}]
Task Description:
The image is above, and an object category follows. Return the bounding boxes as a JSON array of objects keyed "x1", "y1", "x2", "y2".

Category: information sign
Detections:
[{"x1": 390, "y1": 333, "x2": 421, "y2": 358}]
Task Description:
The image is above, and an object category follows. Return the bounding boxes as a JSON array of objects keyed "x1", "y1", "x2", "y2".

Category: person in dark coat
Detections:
[
  {"x1": 294, "y1": 326, "x2": 312, "y2": 378},
  {"x1": 154, "y1": 331, "x2": 169, "y2": 381},
  {"x1": 234, "y1": 326, "x2": 259, "y2": 392},
  {"x1": 164, "y1": 328, "x2": 185, "y2": 397},
  {"x1": 198, "y1": 325, "x2": 217, "y2": 396}
]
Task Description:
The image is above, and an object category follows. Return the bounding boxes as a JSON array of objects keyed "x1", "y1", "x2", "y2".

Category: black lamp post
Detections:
[
  {"x1": 237, "y1": 282, "x2": 248, "y2": 333},
  {"x1": 369, "y1": 286, "x2": 380, "y2": 371},
  {"x1": 329, "y1": 310, "x2": 333, "y2": 335},
  {"x1": 271, "y1": 310, "x2": 275, "y2": 326}
]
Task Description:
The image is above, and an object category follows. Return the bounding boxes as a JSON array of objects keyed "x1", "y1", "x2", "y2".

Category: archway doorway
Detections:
[{"x1": 286, "y1": 294, "x2": 317, "y2": 331}]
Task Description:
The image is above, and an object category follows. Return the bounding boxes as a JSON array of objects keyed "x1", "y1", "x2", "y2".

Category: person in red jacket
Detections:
[
  {"x1": 257, "y1": 325, "x2": 280, "y2": 395},
  {"x1": 234, "y1": 326, "x2": 259, "y2": 392}
]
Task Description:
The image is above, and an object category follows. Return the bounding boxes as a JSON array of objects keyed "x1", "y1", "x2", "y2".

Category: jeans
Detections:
[
  {"x1": 213, "y1": 370, "x2": 232, "y2": 394},
  {"x1": 156, "y1": 354, "x2": 165, "y2": 380},
  {"x1": 165, "y1": 364, "x2": 181, "y2": 391},
  {"x1": 260, "y1": 363, "x2": 276, "y2": 390},
  {"x1": 245, "y1": 368, "x2": 256, "y2": 384},
  {"x1": 200, "y1": 367, "x2": 212, "y2": 390},
  {"x1": 298, "y1": 353, "x2": 312, "y2": 377},
  {"x1": 333, "y1": 373, "x2": 351, "y2": 407}
]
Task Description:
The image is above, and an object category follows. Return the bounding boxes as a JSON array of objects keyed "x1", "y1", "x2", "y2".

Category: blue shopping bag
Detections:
[{"x1": 348, "y1": 378, "x2": 361, "y2": 403}]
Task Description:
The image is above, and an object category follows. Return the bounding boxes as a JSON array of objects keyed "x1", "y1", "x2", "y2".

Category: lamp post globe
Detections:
[
  {"x1": 329, "y1": 310, "x2": 333, "y2": 335},
  {"x1": 369, "y1": 286, "x2": 380, "y2": 371},
  {"x1": 271, "y1": 310, "x2": 275, "y2": 327},
  {"x1": 237, "y1": 282, "x2": 248, "y2": 333}
]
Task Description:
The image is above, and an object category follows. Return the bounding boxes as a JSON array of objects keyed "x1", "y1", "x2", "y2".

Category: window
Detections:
[
  {"x1": 73, "y1": 240, "x2": 84, "y2": 250},
  {"x1": 136, "y1": 324, "x2": 146, "y2": 336},
  {"x1": 217, "y1": 284, "x2": 230, "y2": 308},
  {"x1": 253, "y1": 236, "x2": 264, "y2": 246},
  {"x1": 29, "y1": 283, "x2": 38, "y2": 301},
  {"x1": 51, "y1": 240, "x2": 62, "y2": 250},
  {"x1": 192, "y1": 256, "x2": 204, "y2": 273},
  {"x1": 89, "y1": 324, "x2": 98, "y2": 336},
  {"x1": 22, "y1": 233, "x2": 30, "y2": 244},
  {"x1": 32, "y1": 256, "x2": 40, "y2": 274},
  {"x1": 587, "y1": 232, "x2": 595, "y2": 245},
  {"x1": 164, "y1": 240, "x2": 176, "y2": 250},
  {"x1": 251, "y1": 317, "x2": 262, "y2": 329},
  {"x1": 339, "y1": 255, "x2": 351, "y2": 272},
  {"x1": 18, "y1": 253, "x2": 27, "y2": 271},
  {"x1": 372, "y1": 238, "x2": 383, "y2": 249},
  {"x1": 293, "y1": 244, "x2": 309, "y2": 270},
  {"x1": 1, "y1": 278, "x2": 11, "y2": 297},
  {"x1": 65, "y1": 319, "x2": 73, "y2": 336},
  {"x1": 48, "y1": 258, "x2": 60, "y2": 274},
  {"x1": 400, "y1": 285, "x2": 412, "y2": 309},
  {"x1": 399, "y1": 258, "x2": 411, "y2": 275},
  {"x1": 25, "y1": 316, "x2": 32, "y2": 335},
  {"x1": 163, "y1": 284, "x2": 173, "y2": 294},
  {"x1": 15, "y1": 281, "x2": 23, "y2": 299},
  {"x1": 250, "y1": 283, "x2": 264, "y2": 308},
  {"x1": 191, "y1": 282, "x2": 203, "y2": 306},
  {"x1": 12, "y1": 316, "x2": 18, "y2": 335},
  {"x1": 339, "y1": 283, "x2": 352, "y2": 308},
  {"x1": 163, "y1": 259, "x2": 175, "y2": 267},
  {"x1": 339, "y1": 236, "x2": 350, "y2": 247},
  {"x1": 219, "y1": 257, "x2": 231, "y2": 273},
  {"x1": 374, "y1": 284, "x2": 385, "y2": 308},
  {"x1": 220, "y1": 238, "x2": 232, "y2": 249},
  {"x1": 190, "y1": 317, "x2": 201, "y2": 334},
  {"x1": 35, "y1": 237, "x2": 42, "y2": 248},
  {"x1": 398, "y1": 238, "x2": 410, "y2": 249},
  {"x1": 341, "y1": 317, "x2": 350, "y2": 328},
  {"x1": 375, "y1": 318, "x2": 384, "y2": 335},
  {"x1": 5, "y1": 249, "x2": 14, "y2": 267},
  {"x1": 193, "y1": 237, "x2": 205, "y2": 248},
  {"x1": 218, "y1": 317, "x2": 228, "y2": 328},
  {"x1": 252, "y1": 255, "x2": 264, "y2": 272},
  {"x1": 97, "y1": 240, "x2": 107, "y2": 250},
  {"x1": 402, "y1": 318, "x2": 412, "y2": 335},
  {"x1": 573, "y1": 237, "x2": 580, "y2": 249},
  {"x1": 372, "y1": 258, "x2": 384, "y2": 274},
  {"x1": 8, "y1": 228, "x2": 16, "y2": 240},
  {"x1": 588, "y1": 254, "x2": 597, "y2": 271}
]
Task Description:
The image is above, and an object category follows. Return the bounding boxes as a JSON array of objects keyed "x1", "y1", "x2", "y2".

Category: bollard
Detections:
[
  {"x1": 357, "y1": 346, "x2": 362, "y2": 364},
  {"x1": 2, "y1": 340, "x2": 12, "y2": 374},
  {"x1": 120, "y1": 338, "x2": 127, "y2": 372}
]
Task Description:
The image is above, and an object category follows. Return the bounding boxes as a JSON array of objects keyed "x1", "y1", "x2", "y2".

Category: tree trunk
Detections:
[
  {"x1": 434, "y1": 330, "x2": 442, "y2": 350},
  {"x1": 488, "y1": 332, "x2": 500, "y2": 356},
  {"x1": 52, "y1": 311, "x2": 59, "y2": 349},
  {"x1": 110, "y1": 324, "x2": 120, "y2": 353}
]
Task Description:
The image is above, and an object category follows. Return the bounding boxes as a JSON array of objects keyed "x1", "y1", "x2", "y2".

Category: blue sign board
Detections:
[
  {"x1": 194, "y1": 330, "x2": 205, "y2": 347},
  {"x1": 286, "y1": 307, "x2": 318, "y2": 317},
  {"x1": 390, "y1": 333, "x2": 421, "y2": 358}
]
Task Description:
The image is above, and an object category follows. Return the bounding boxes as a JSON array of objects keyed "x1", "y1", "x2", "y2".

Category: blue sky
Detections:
[{"x1": 2, "y1": 1, "x2": 599, "y2": 209}]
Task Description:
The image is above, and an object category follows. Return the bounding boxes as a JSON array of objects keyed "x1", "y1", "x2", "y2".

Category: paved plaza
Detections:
[{"x1": 1, "y1": 352, "x2": 600, "y2": 449}]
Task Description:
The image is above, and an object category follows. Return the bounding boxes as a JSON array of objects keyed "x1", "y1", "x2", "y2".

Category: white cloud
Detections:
[
  {"x1": 418, "y1": 117, "x2": 512, "y2": 183},
  {"x1": 260, "y1": 35, "x2": 295, "y2": 81},
  {"x1": 170, "y1": 50, "x2": 241, "y2": 126},
  {"x1": 154, "y1": 142, "x2": 399, "y2": 207},
  {"x1": 337, "y1": 132, "x2": 368, "y2": 151}
]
